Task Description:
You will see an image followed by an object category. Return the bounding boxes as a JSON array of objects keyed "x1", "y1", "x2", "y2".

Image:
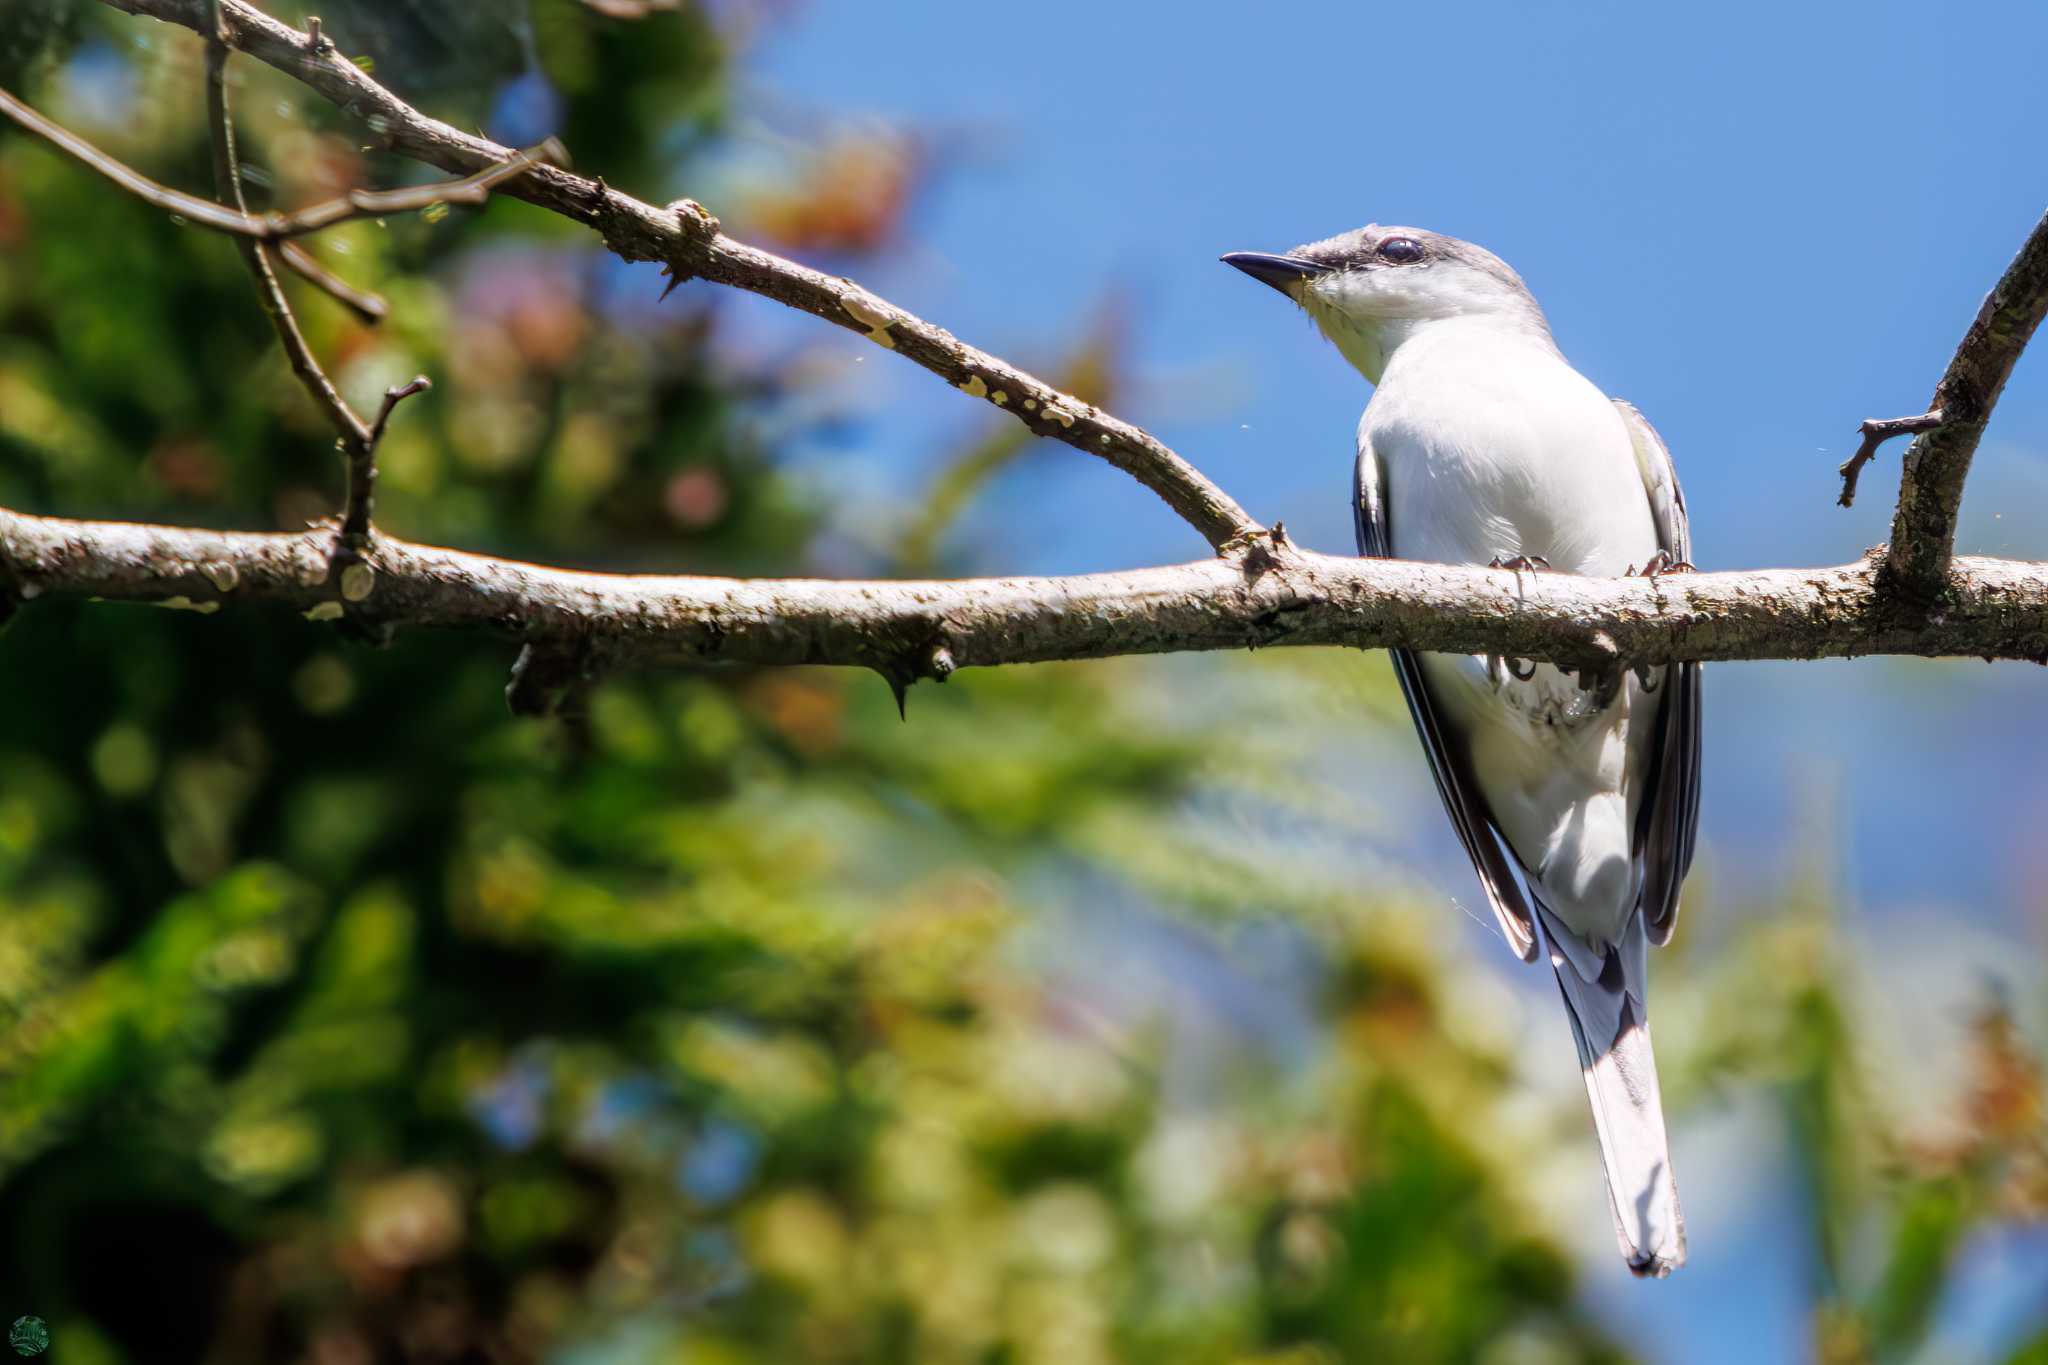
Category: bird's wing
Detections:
[
  {"x1": 1355, "y1": 442, "x2": 1538, "y2": 962},
  {"x1": 1613, "y1": 400, "x2": 1702, "y2": 944}
]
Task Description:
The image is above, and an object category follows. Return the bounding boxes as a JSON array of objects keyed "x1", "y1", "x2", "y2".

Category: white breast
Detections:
[
  {"x1": 1361, "y1": 319, "x2": 1665, "y2": 943},
  {"x1": 1363, "y1": 320, "x2": 1658, "y2": 576}
]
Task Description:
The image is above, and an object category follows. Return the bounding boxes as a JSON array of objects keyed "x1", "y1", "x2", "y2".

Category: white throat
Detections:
[
  {"x1": 1313, "y1": 305, "x2": 1558, "y2": 386},
  {"x1": 1300, "y1": 261, "x2": 1557, "y2": 386}
]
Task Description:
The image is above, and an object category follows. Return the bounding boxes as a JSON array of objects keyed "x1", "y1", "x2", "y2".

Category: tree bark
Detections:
[
  {"x1": 7, "y1": 510, "x2": 2047, "y2": 684},
  {"x1": 0, "y1": 1, "x2": 2039, "y2": 693}
]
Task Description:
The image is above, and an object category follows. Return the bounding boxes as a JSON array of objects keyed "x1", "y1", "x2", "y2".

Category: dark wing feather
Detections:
[
  {"x1": 1355, "y1": 444, "x2": 1539, "y2": 962},
  {"x1": 1614, "y1": 400, "x2": 1702, "y2": 944}
]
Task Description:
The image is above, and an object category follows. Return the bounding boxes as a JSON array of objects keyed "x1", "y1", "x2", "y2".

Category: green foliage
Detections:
[{"x1": 1, "y1": 6, "x2": 2043, "y2": 1364}]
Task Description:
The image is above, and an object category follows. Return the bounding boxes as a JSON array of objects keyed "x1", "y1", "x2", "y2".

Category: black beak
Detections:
[{"x1": 1220, "y1": 251, "x2": 1327, "y2": 294}]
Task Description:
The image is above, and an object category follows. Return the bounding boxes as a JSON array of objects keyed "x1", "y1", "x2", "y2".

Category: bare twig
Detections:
[
  {"x1": 4, "y1": 509, "x2": 2048, "y2": 677},
  {"x1": 1881, "y1": 208, "x2": 2048, "y2": 594},
  {"x1": 345, "y1": 377, "x2": 432, "y2": 541},
  {"x1": 201, "y1": 15, "x2": 371, "y2": 455},
  {"x1": 15, "y1": 4, "x2": 520, "y2": 557},
  {"x1": 278, "y1": 242, "x2": 388, "y2": 324},
  {"x1": 3, "y1": 0, "x2": 2043, "y2": 704},
  {"x1": 0, "y1": 86, "x2": 560, "y2": 244},
  {"x1": 0, "y1": 85, "x2": 256, "y2": 235},
  {"x1": 95, "y1": 0, "x2": 1261, "y2": 552},
  {"x1": 250, "y1": 140, "x2": 564, "y2": 234},
  {"x1": 1836, "y1": 410, "x2": 1945, "y2": 509},
  {"x1": 367, "y1": 377, "x2": 433, "y2": 450}
]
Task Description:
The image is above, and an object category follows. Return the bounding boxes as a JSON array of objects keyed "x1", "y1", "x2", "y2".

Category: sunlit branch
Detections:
[
  {"x1": 5, "y1": 509, "x2": 2048, "y2": 684},
  {"x1": 94, "y1": 0, "x2": 1263, "y2": 553},
  {"x1": 0, "y1": 0, "x2": 2039, "y2": 699},
  {"x1": 1879, "y1": 207, "x2": 2048, "y2": 596}
]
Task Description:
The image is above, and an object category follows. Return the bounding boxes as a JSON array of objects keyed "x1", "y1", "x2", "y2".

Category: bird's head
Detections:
[{"x1": 1223, "y1": 225, "x2": 1549, "y2": 382}]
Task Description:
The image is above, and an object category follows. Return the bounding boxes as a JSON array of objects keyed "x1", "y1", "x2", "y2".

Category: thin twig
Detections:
[
  {"x1": 199, "y1": 10, "x2": 425, "y2": 555},
  {"x1": 2, "y1": 20, "x2": 560, "y2": 559},
  {"x1": 1836, "y1": 409, "x2": 1944, "y2": 508},
  {"x1": 93, "y1": 0, "x2": 1261, "y2": 553},
  {"x1": 201, "y1": 12, "x2": 370, "y2": 455},
  {"x1": 278, "y1": 241, "x2": 388, "y2": 323},
  {"x1": 0, "y1": 86, "x2": 561, "y2": 243},
  {"x1": 344, "y1": 376, "x2": 432, "y2": 541},
  {"x1": 255, "y1": 139, "x2": 564, "y2": 236},
  {"x1": 367, "y1": 376, "x2": 432, "y2": 449}
]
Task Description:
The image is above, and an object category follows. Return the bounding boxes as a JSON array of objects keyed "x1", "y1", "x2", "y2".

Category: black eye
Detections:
[{"x1": 1377, "y1": 236, "x2": 1425, "y2": 264}]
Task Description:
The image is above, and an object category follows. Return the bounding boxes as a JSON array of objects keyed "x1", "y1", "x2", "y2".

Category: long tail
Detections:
[{"x1": 1536, "y1": 906, "x2": 1686, "y2": 1277}]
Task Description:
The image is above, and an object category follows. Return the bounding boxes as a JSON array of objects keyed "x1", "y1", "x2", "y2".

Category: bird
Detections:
[{"x1": 1223, "y1": 227, "x2": 1701, "y2": 1278}]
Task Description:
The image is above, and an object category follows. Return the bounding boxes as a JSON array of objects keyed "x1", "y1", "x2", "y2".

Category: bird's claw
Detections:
[
  {"x1": 1486, "y1": 653, "x2": 1540, "y2": 685},
  {"x1": 1483, "y1": 557, "x2": 1550, "y2": 684},
  {"x1": 1626, "y1": 551, "x2": 1695, "y2": 580}
]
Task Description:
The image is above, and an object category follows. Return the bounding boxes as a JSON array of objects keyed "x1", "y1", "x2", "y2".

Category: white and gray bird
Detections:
[{"x1": 1225, "y1": 227, "x2": 1702, "y2": 1277}]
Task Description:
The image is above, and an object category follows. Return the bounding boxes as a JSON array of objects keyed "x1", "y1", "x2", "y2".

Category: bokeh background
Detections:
[{"x1": 3, "y1": 1, "x2": 2046, "y2": 1362}]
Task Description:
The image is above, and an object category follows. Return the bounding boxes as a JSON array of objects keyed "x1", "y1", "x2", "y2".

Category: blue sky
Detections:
[
  {"x1": 734, "y1": 2, "x2": 2048, "y2": 1356},
  {"x1": 730, "y1": 0, "x2": 2048, "y2": 918},
  {"x1": 739, "y1": 0, "x2": 2048, "y2": 570},
  {"x1": 729, "y1": 11, "x2": 2048, "y2": 875},
  {"x1": 19, "y1": 3, "x2": 2046, "y2": 1356}
]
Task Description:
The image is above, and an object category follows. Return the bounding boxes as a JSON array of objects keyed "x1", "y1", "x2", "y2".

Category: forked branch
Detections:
[
  {"x1": 1836, "y1": 410, "x2": 1944, "y2": 509},
  {"x1": 1880, "y1": 208, "x2": 2048, "y2": 595},
  {"x1": 0, "y1": 87, "x2": 562, "y2": 245},
  {"x1": 1, "y1": 3, "x2": 2045, "y2": 696},
  {"x1": 95, "y1": 0, "x2": 1263, "y2": 553}
]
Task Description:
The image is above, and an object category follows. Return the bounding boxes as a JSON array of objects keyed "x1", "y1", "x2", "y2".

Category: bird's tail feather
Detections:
[{"x1": 1538, "y1": 906, "x2": 1686, "y2": 1278}]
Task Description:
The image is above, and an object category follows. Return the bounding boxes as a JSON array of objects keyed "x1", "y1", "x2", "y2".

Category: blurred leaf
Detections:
[{"x1": 2, "y1": 5, "x2": 2041, "y2": 1363}]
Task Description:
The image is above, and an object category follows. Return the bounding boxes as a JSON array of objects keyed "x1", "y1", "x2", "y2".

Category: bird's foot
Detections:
[
  {"x1": 1484, "y1": 556, "x2": 1551, "y2": 685},
  {"x1": 1626, "y1": 553, "x2": 1692, "y2": 693},
  {"x1": 1567, "y1": 663, "x2": 1623, "y2": 708},
  {"x1": 1625, "y1": 550, "x2": 1695, "y2": 580},
  {"x1": 1485, "y1": 652, "x2": 1541, "y2": 685}
]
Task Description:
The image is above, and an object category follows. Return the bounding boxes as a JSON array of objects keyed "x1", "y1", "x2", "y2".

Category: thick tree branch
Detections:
[
  {"x1": 1882, "y1": 208, "x2": 2048, "y2": 596},
  {"x1": 5, "y1": 508, "x2": 2048, "y2": 678},
  {"x1": 3, "y1": 1, "x2": 2042, "y2": 697},
  {"x1": 95, "y1": 0, "x2": 1262, "y2": 552}
]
